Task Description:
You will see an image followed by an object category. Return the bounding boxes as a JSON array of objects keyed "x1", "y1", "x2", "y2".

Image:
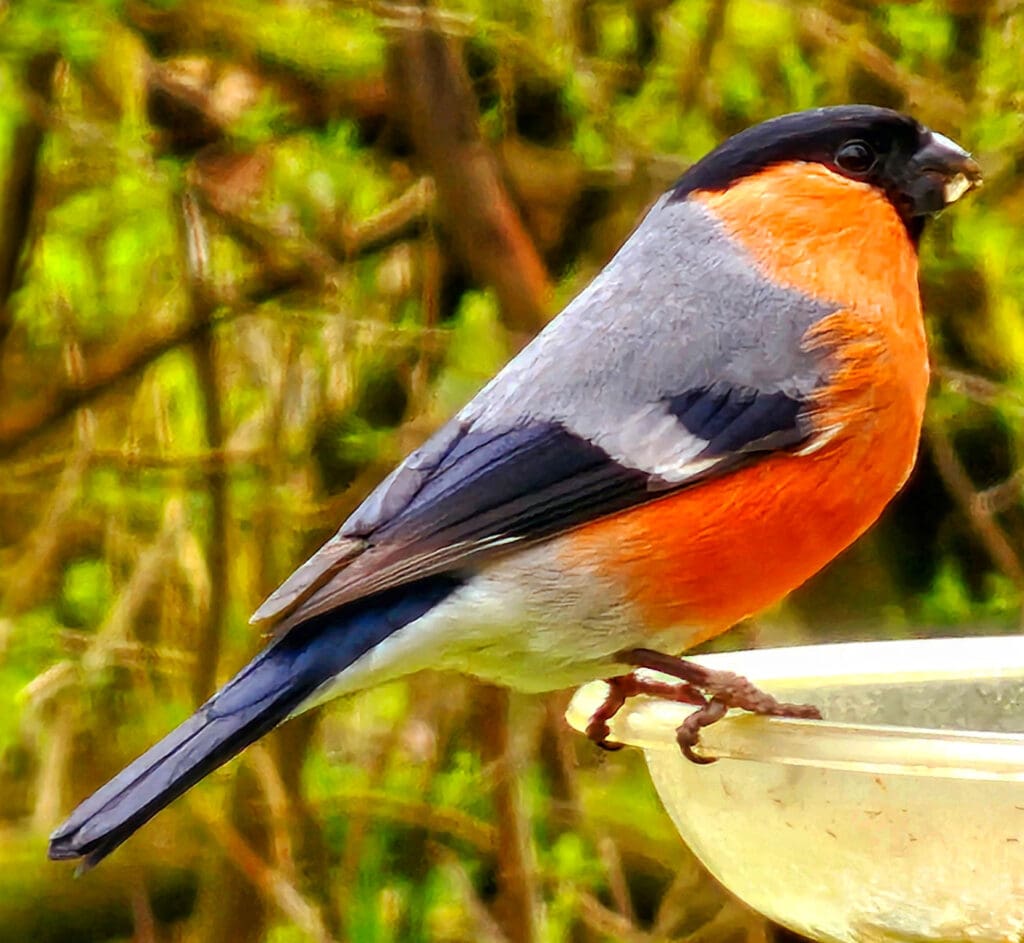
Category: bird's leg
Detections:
[
  {"x1": 615, "y1": 648, "x2": 822, "y2": 763},
  {"x1": 585, "y1": 672, "x2": 707, "y2": 751}
]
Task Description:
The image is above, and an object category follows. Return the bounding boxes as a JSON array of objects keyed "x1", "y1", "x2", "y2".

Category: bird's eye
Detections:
[{"x1": 835, "y1": 140, "x2": 877, "y2": 175}]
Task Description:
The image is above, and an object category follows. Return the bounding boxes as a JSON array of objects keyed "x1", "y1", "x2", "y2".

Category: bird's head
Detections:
[{"x1": 672, "y1": 105, "x2": 981, "y2": 240}]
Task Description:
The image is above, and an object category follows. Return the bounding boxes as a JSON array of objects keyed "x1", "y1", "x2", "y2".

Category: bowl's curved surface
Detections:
[{"x1": 566, "y1": 636, "x2": 1024, "y2": 943}]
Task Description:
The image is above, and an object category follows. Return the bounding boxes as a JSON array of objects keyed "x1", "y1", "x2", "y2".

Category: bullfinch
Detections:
[{"x1": 49, "y1": 105, "x2": 981, "y2": 867}]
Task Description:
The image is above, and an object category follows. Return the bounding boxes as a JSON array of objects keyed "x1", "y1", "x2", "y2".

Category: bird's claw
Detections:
[
  {"x1": 586, "y1": 649, "x2": 822, "y2": 763},
  {"x1": 676, "y1": 696, "x2": 728, "y2": 763}
]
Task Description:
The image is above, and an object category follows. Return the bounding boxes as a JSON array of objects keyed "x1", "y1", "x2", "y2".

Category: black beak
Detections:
[{"x1": 902, "y1": 130, "x2": 982, "y2": 216}]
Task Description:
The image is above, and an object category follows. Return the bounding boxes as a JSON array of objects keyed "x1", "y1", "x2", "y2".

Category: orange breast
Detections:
[
  {"x1": 566, "y1": 426, "x2": 918, "y2": 633},
  {"x1": 565, "y1": 163, "x2": 929, "y2": 634}
]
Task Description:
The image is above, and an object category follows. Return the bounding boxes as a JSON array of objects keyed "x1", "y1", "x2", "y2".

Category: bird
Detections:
[{"x1": 49, "y1": 105, "x2": 981, "y2": 868}]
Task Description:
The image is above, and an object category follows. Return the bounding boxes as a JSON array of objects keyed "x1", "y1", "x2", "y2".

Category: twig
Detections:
[
  {"x1": 925, "y1": 423, "x2": 1024, "y2": 613},
  {"x1": 936, "y1": 366, "x2": 1024, "y2": 417},
  {"x1": 387, "y1": 16, "x2": 551, "y2": 335},
  {"x1": 30, "y1": 700, "x2": 75, "y2": 832},
  {"x1": 598, "y1": 834, "x2": 636, "y2": 925},
  {"x1": 976, "y1": 469, "x2": 1024, "y2": 515},
  {"x1": 794, "y1": 4, "x2": 968, "y2": 121},
  {"x1": 0, "y1": 51, "x2": 58, "y2": 349},
  {"x1": 181, "y1": 190, "x2": 229, "y2": 704},
  {"x1": 82, "y1": 499, "x2": 189, "y2": 671},
  {"x1": 650, "y1": 853, "x2": 722, "y2": 938},
  {"x1": 51, "y1": 635, "x2": 196, "y2": 670},
  {"x1": 196, "y1": 805, "x2": 337, "y2": 943},
  {"x1": 326, "y1": 176, "x2": 436, "y2": 261},
  {"x1": 191, "y1": 162, "x2": 436, "y2": 288},
  {"x1": 433, "y1": 844, "x2": 512, "y2": 943},
  {"x1": 474, "y1": 684, "x2": 540, "y2": 943},
  {"x1": 248, "y1": 744, "x2": 297, "y2": 878},
  {"x1": 0, "y1": 445, "x2": 91, "y2": 617},
  {"x1": 0, "y1": 313, "x2": 225, "y2": 457},
  {"x1": 676, "y1": 898, "x2": 764, "y2": 943},
  {"x1": 323, "y1": 786, "x2": 498, "y2": 853},
  {"x1": 335, "y1": 706, "x2": 415, "y2": 919},
  {"x1": 538, "y1": 692, "x2": 637, "y2": 925},
  {"x1": 2, "y1": 447, "x2": 269, "y2": 480},
  {"x1": 129, "y1": 872, "x2": 159, "y2": 943},
  {"x1": 678, "y1": 0, "x2": 728, "y2": 111},
  {"x1": 575, "y1": 889, "x2": 668, "y2": 943},
  {"x1": 372, "y1": 2, "x2": 476, "y2": 36},
  {"x1": 190, "y1": 161, "x2": 341, "y2": 288}
]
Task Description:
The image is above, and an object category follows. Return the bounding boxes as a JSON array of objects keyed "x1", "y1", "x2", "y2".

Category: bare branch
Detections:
[
  {"x1": 575, "y1": 890, "x2": 667, "y2": 943},
  {"x1": 0, "y1": 446, "x2": 91, "y2": 616},
  {"x1": 387, "y1": 17, "x2": 551, "y2": 335},
  {"x1": 0, "y1": 315, "x2": 216, "y2": 458},
  {"x1": 433, "y1": 844, "x2": 512, "y2": 943},
  {"x1": 181, "y1": 190, "x2": 229, "y2": 704},
  {"x1": 473, "y1": 684, "x2": 540, "y2": 943},
  {"x1": 936, "y1": 366, "x2": 1024, "y2": 417},
  {"x1": 795, "y1": 5, "x2": 968, "y2": 122},
  {"x1": 196, "y1": 806, "x2": 337, "y2": 943},
  {"x1": 0, "y1": 52, "x2": 58, "y2": 349},
  {"x1": 925, "y1": 423, "x2": 1024, "y2": 609},
  {"x1": 323, "y1": 787, "x2": 498, "y2": 853}
]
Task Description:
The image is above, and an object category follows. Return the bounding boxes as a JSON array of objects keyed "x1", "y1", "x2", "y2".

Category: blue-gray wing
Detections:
[{"x1": 252, "y1": 195, "x2": 836, "y2": 630}]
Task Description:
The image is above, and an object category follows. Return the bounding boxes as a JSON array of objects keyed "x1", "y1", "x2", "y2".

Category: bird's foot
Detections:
[{"x1": 587, "y1": 648, "x2": 822, "y2": 764}]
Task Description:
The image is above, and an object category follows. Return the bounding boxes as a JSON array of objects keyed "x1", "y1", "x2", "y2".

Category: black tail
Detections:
[{"x1": 48, "y1": 577, "x2": 459, "y2": 868}]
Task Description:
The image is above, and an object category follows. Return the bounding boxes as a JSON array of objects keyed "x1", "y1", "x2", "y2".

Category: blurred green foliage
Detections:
[{"x1": 0, "y1": 0, "x2": 1022, "y2": 940}]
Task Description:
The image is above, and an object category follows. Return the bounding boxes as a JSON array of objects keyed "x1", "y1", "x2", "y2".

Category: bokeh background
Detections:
[{"x1": 1, "y1": 1, "x2": 1022, "y2": 940}]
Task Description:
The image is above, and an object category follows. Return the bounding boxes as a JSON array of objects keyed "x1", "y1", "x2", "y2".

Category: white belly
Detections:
[{"x1": 299, "y1": 542, "x2": 703, "y2": 712}]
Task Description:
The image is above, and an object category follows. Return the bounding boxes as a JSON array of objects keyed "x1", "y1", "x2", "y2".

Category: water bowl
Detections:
[{"x1": 566, "y1": 636, "x2": 1024, "y2": 943}]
